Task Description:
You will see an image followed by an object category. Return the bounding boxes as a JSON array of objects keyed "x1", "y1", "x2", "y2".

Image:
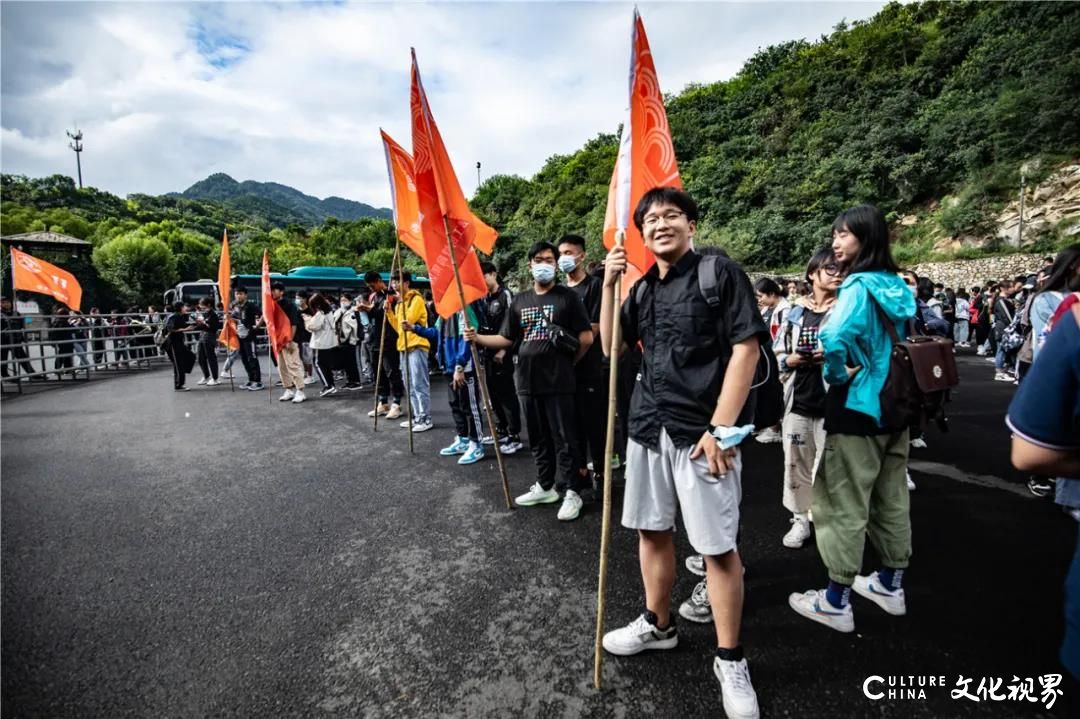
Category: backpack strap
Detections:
[
  {"x1": 867, "y1": 292, "x2": 902, "y2": 346},
  {"x1": 696, "y1": 255, "x2": 721, "y2": 309}
]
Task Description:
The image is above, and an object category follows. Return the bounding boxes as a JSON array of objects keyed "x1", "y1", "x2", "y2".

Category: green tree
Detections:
[{"x1": 93, "y1": 236, "x2": 179, "y2": 306}]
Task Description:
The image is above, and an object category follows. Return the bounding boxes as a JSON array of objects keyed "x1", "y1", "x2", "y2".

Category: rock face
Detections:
[
  {"x1": 995, "y1": 164, "x2": 1080, "y2": 247},
  {"x1": 909, "y1": 254, "x2": 1047, "y2": 290}
]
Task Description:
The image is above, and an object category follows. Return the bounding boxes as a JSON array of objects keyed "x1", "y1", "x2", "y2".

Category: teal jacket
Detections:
[{"x1": 819, "y1": 271, "x2": 916, "y2": 425}]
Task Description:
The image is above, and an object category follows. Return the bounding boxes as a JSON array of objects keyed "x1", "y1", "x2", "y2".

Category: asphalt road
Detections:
[{"x1": 2, "y1": 352, "x2": 1077, "y2": 718}]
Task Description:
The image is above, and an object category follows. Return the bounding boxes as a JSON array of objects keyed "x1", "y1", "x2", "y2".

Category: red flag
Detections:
[
  {"x1": 410, "y1": 49, "x2": 489, "y2": 319},
  {"x1": 10, "y1": 247, "x2": 82, "y2": 311},
  {"x1": 218, "y1": 229, "x2": 239, "y2": 351},
  {"x1": 260, "y1": 250, "x2": 291, "y2": 357},
  {"x1": 603, "y1": 8, "x2": 682, "y2": 292},
  {"x1": 380, "y1": 129, "x2": 427, "y2": 262}
]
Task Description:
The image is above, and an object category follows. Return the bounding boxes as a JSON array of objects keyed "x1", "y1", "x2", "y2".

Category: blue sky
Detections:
[{"x1": 1, "y1": 1, "x2": 886, "y2": 207}]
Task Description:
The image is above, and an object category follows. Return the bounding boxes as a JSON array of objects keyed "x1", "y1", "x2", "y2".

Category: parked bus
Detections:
[{"x1": 164, "y1": 266, "x2": 431, "y2": 308}]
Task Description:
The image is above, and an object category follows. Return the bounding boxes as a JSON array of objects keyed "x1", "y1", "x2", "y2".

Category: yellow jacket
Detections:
[{"x1": 386, "y1": 290, "x2": 430, "y2": 353}]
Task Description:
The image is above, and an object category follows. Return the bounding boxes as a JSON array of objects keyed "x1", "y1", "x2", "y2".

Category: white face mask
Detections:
[
  {"x1": 558, "y1": 255, "x2": 579, "y2": 274},
  {"x1": 341, "y1": 301, "x2": 352, "y2": 308}
]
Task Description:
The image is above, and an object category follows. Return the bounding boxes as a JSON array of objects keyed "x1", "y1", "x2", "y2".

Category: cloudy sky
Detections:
[{"x1": 1, "y1": 1, "x2": 885, "y2": 208}]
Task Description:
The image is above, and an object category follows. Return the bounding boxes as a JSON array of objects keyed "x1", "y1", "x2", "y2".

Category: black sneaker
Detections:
[
  {"x1": 1027, "y1": 477, "x2": 1055, "y2": 498},
  {"x1": 345, "y1": 382, "x2": 363, "y2": 391}
]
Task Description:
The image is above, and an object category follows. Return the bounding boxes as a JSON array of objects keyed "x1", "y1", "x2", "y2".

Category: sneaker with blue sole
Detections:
[
  {"x1": 440, "y1": 436, "x2": 470, "y2": 456},
  {"x1": 788, "y1": 589, "x2": 855, "y2": 633},
  {"x1": 458, "y1": 442, "x2": 485, "y2": 465}
]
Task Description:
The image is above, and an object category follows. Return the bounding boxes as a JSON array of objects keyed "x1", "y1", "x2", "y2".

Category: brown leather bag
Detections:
[{"x1": 871, "y1": 298, "x2": 959, "y2": 432}]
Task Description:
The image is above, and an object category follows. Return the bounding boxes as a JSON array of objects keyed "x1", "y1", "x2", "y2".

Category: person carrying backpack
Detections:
[
  {"x1": 788, "y1": 204, "x2": 916, "y2": 635},
  {"x1": 597, "y1": 187, "x2": 766, "y2": 719}
]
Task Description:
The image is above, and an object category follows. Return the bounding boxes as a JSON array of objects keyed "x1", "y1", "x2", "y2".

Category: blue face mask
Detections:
[
  {"x1": 531, "y1": 263, "x2": 556, "y2": 284},
  {"x1": 557, "y1": 255, "x2": 578, "y2": 274}
]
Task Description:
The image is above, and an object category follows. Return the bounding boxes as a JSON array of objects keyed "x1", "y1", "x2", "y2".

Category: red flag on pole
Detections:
[
  {"x1": 380, "y1": 129, "x2": 427, "y2": 262},
  {"x1": 602, "y1": 8, "x2": 682, "y2": 292},
  {"x1": 410, "y1": 49, "x2": 489, "y2": 319},
  {"x1": 218, "y1": 229, "x2": 239, "y2": 351},
  {"x1": 260, "y1": 250, "x2": 291, "y2": 357}
]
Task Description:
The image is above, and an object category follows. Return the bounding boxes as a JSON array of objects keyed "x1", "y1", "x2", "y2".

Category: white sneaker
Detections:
[
  {"x1": 279, "y1": 389, "x2": 295, "y2": 402},
  {"x1": 515, "y1": 482, "x2": 560, "y2": 507},
  {"x1": 782, "y1": 516, "x2": 812, "y2": 549},
  {"x1": 222, "y1": 371, "x2": 234, "y2": 379},
  {"x1": 319, "y1": 386, "x2": 338, "y2": 397},
  {"x1": 714, "y1": 657, "x2": 760, "y2": 719},
  {"x1": 678, "y1": 579, "x2": 712, "y2": 623},
  {"x1": 910, "y1": 437, "x2": 927, "y2": 449},
  {"x1": 557, "y1": 490, "x2": 583, "y2": 521},
  {"x1": 368, "y1": 403, "x2": 390, "y2": 418},
  {"x1": 291, "y1": 390, "x2": 306, "y2": 403},
  {"x1": 197, "y1": 377, "x2": 208, "y2": 385},
  {"x1": 906, "y1": 472, "x2": 916, "y2": 491},
  {"x1": 685, "y1": 554, "x2": 706, "y2": 577},
  {"x1": 385, "y1": 403, "x2": 402, "y2": 420},
  {"x1": 994, "y1": 371, "x2": 1013, "y2": 382},
  {"x1": 413, "y1": 419, "x2": 433, "y2": 433},
  {"x1": 754, "y1": 427, "x2": 782, "y2": 444},
  {"x1": 602, "y1": 613, "x2": 678, "y2": 656},
  {"x1": 206, "y1": 378, "x2": 219, "y2": 386},
  {"x1": 788, "y1": 589, "x2": 855, "y2": 633},
  {"x1": 303, "y1": 375, "x2": 316, "y2": 385},
  {"x1": 853, "y1": 572, "x2": 907, "y2": 616},
  {"x1": 400, "y1": 419, "x2": 413, "y2": 429}
]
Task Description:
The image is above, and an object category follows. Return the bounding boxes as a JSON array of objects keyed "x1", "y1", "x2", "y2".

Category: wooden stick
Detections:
[
  {"x1": 593, "y1": 231, "x2": 625, "y2": 690},
  {"x1": 439, "y1": 215, "x2": 513, "y2": 511},
  {"x1": 372, "y1": 248, "x2": 395, "y2": 432},
  {"x1": 395, "y1": 239, "x2": 415, "y2": 454}
]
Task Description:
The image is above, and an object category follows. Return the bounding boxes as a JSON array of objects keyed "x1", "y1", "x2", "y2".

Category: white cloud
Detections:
[{"x1": 1, "y1": 1, "x2": 886, "y2": 208}]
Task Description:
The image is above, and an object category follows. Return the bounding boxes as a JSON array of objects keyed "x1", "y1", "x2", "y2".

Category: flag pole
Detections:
[
  {"x1": 439, "y1": 215, "x2": 513, "y2": 511},
  {"x1": 394, "y1": 239, "x2": 415, "y2": 454},
  {"x1": 371, "y1": 258, "x2": 393, "y2": 432},
  {"x1": 594, "y1": 230, "x2": 625, "y2": 689}
]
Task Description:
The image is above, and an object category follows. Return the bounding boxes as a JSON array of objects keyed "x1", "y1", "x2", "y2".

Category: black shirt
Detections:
[
  {"x1": 499, "y1": 284, "x2": 590, "y2": 396},
  {"x1": 194, "y1": 309, "x2": 221, "y2": 342},
  {"x1": 278, "y1": 299, "x2": 301, "y2": 343},
  {"x1": 483, "y1": 286, "x2": 513, "y2": 335},
  {"x1": 569, "y1": 273, "x2": 604, "y2": 383},
  {"x1": 367, "y1": 290, "x2": 398, "y2": 350},
  {"x1": 620, "y1": 250, "x2": 766, "y2": 450},
  {"x1": 824, "y1": 382, "x2": 889, "y2": 436},
  {"x1": 791, "y1": 308, "x2": 827, "y2": 418}
]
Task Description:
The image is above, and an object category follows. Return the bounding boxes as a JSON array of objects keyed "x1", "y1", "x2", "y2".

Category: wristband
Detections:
[
  {"x1": 709, "y1": 424, "x2": 755, "y2": 450},
  {"x1": 454, "y1": 365, "x2": 465, "y2": 373}
]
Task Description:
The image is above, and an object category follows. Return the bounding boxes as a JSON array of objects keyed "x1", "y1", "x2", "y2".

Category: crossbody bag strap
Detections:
[{"x1": 868, "y1": 293, "x2": 901, "y2": 346}]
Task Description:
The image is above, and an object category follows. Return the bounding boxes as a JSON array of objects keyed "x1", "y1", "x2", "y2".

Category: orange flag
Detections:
[
  {"x1": 260, "y1": 250, "x2": 291, "y2": 357},
  {"x1": 10, "y1": 247, "x2": 82, "y2": 311},
  {"x1": 410, "y1": 49, "x2": 497, "y2": 256},
  {"x1": 380, "y1": 129, "x2": 427, "y2": 262},
  {"x1": 217, "y1": 229, "x2": 239, "y2": 351},
  {"x1": 603, "y1": 8, "x2": 682, "y2": 292},
  {"x1": 410, "y1": 49, "x2": 489, "y2": 319}
]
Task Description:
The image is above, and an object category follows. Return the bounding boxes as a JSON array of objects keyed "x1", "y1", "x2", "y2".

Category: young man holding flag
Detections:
[
  {"x1": 270, "y1": 282, "x2": 305, "y2": 404},
  {"x1": 599, "y1": 188, "x2": 764, "y2": 719}
]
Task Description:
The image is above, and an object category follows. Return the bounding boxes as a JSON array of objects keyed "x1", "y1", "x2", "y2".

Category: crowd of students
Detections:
[{"x1": 151, "y1": 186, "x2": 1080, "y2": 718}]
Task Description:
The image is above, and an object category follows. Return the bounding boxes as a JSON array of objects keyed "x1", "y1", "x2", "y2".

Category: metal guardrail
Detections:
[{"x1": 0, "y1": 311, "x2": 254, "y2": 395}]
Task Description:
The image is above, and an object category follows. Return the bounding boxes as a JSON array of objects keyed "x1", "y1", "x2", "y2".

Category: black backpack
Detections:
[{"x1": 634, "y1": 255, "x2": 783, "y2": 429}]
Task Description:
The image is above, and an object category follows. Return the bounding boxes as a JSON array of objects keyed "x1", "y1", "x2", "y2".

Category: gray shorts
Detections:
[
  {"x1": 621, "y1": 427, "x2": 742, "y2": 556},
  {"x1": 300, "y1": 343, "x2": 313, "y2": 365}
]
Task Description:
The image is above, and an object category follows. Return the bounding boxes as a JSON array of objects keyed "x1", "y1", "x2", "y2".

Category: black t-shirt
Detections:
[
  {"x1": 568, "y1": 273, "x2": 603, "y2": 382},
  {"x1": 367, "y1": 291, "x2": 398, "y2": 350},
  {"x1": 278, "y1": 299, "x2": 301, "y2": 343},
  {"x1": 499, "y1": 284, "x2": 590, "y2": 396},
  {"x1": 791, "y1": 308, "x2": 827, "y2": 418},
  {"x1": 621, "y1": 251, "x2": 767, "y2": 449},
  {"x1": 824, "y1": 382, "x2": 889, "y2": 436}
]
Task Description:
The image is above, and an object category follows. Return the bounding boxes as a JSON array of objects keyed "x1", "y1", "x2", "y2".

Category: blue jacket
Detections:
[
  {"x1": 819, "y1": 271, "x2": 916, "y2": 425},
  {"x1": 411, "y1": 303, "x2": 482, "y2": 373}
]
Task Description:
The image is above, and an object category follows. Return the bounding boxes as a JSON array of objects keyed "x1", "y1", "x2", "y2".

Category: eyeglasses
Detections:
[
  {"x1": 822, "y1": 263, "x2": 841, "y2": 276},
  {"x1": 642, "y1": 211, "x2": 686, "y2": 228}
]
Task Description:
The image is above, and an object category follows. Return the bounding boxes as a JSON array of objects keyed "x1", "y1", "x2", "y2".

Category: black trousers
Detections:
[
  {"x1": 375, "y1": 346, "x2": 404, "y2": 404},
  {"x1": 485, "y1": 362, "x2": 521, "y2": 436},
  {"x1": 196, "y1": 339, "x2": 218, "y2": 380},
  {"x1": 575, "y1": 375, "x2": 608, "y2": 471},
  {"x1": 449, "y1": 372, "x2": 486, "y2": 441},
  {"x1": 166, "y1": 344, "x2": 184, "y2": 388},
  {"x1": 92, "y1": 336, "x2": 106, "y2": 364},
  {"x1": 1, "y1": 344, "x2": 36, "y2": 376},
  {"x1": 313, "y1": 346, "x2": 345, "y2": 388},
  {"x1": 342, "y1": 344, "x2": 361, "y2": 384},
  {"x1": 239, "y1": 337, "x2": 261, "y2": 383},
  {"x1": 522, "y1": 393, "x2": 585, "y2": 493}
]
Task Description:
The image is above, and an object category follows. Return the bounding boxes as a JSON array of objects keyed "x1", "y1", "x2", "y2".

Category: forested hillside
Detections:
[
  {"x1": 473, "y1": 0, "x2": 1080, "y2": 271},
  {"x1": 2, "y1": 0, "x2": 1078, "y2": 308}
]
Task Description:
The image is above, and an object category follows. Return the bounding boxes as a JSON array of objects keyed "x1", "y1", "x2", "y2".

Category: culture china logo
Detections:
[{"x1": 862, "y1": 674, "x2": 1063, "y2": 710}]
